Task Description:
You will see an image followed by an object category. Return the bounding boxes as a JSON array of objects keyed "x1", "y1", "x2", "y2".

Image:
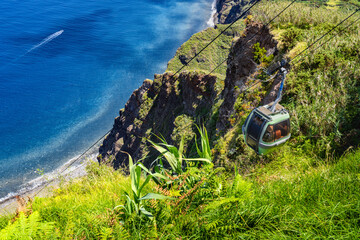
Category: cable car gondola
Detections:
[{"x1": 242, "y1": 64, "x2": 291, "y2": 154}]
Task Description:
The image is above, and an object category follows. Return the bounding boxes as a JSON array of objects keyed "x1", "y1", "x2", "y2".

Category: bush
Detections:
[{"x1": 280, "y1": 27, "x2": 303, "y2": 50}]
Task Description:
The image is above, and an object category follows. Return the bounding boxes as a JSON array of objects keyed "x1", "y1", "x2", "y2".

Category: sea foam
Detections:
[{"x1": 207, "y1": 0, "x2": 217, "y2": 27}]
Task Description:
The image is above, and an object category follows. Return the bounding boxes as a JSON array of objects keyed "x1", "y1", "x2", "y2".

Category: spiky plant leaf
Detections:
[{"x1": 195, "y1": 125, "x2": 212, "y2": 161}]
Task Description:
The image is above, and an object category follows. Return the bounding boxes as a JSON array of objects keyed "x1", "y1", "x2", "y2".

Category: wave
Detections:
[
  {"x1": 0, "y1": 149, "x2": 99, "y2": 206},
  {"x1": 207, "y1": 0, "x2": 217, "y2": 27}
]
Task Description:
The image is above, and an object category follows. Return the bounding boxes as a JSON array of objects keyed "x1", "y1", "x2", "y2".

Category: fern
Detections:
[
  {"x1": 0, "y1": 211, "x2": 58, "y2": 240},
  {"x1": 203, "y1": 197, "x2": 244, "y2": 211},
  {"x1": 228, "y1": 174, "x2": 253, "y2": 199}
]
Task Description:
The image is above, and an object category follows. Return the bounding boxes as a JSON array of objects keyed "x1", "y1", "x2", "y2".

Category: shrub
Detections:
[
  {"x1": 253, "y1": 42, "x2": 274, "y2": 64},
  {"x1": 280, "y1": 27, "x2": 303, "y2": 50}
]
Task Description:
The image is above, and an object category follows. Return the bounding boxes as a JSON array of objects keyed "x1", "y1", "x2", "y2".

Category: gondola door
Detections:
[{"x1": 245, "y1": 112, "x2": 267, "y2": 153}]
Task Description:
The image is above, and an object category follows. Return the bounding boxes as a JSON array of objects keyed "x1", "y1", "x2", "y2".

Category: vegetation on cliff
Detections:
[
  {"x1": 1, "y1": 0, "x2": 360, "y2": 239},
  {"x1": 166, "y1": 21, "x2": 244, "y2": 79}
]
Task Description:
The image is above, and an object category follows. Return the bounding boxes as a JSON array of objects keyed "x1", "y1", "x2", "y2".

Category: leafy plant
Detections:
[
  {"x1": 280, "y1": 27, "x2": 303, "y2": 50},
  {"x1": 149, "y1": 134, "x2": 212, "y2": 176},
  {"x1": 0, "y1": 212, "x2": 58, "y2": 240},
  {"x1": 253, "y1": 42, "x2": 274, "y2": 64},
  {"x1": 195, "y1": 125, "x2": 212, "y2": 161},
  {"x1": 114, "y1": 152, "x2": 170, "y2": 220}
]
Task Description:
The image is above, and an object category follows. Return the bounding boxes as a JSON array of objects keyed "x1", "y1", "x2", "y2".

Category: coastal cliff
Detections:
[
  {"x1": 98, "y1": 12, "x2": 279, "y2": 167},
  {"x1": 214, "y1": 0, "x2": 252, "y2": 24},
  {"x1": 99, "y1": 72, "x2": 218, "y2": 168}
]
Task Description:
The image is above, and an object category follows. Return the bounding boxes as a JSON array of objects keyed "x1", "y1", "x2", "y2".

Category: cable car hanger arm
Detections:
[{"x1": 270, "y1": 67, "x2": 287, "y2": 112}]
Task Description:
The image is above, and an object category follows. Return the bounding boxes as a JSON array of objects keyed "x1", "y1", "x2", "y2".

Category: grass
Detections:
[
  {"x1": 327, "y1": 0, "x2": 342, "y2": 9},
  {"x1": 2, "y1": 146, "x2": 359, "y2": 239},
  {"x1": 166, "y1": 21, "x2": 245, "y2": 79},
  {"x1": 244, "y1": 149, "x2": 360, "y2": 238},
  {"x1": 31, "y1": 164, "x2": 134, "y2": 239}
]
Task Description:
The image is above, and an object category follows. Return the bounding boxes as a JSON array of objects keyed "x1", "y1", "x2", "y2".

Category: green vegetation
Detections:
[
  {"x1": 1, "y1": 0, "x2": 360, "y2": 239},
  {"x1": 212, "y1": 0, "x2": 360, "y2": 166},
  {"x1": 171, "y1": 114, "x2": 194, "y2": 145},
  {"x1": 0, "y1": 212, "x2": 58, "y2": 239},
  {"x1": 1, "y1": 136, "x2": 360, "y2": 238},
  {"x1": 253, "y1": 42, "x2": 274, "y2": 64},
  {"x1": 166, "y1": 21, "x2": 244, "y2": 80},
  {"x1": 115, "y1": 152, "x2": 170, "y2": 221}
]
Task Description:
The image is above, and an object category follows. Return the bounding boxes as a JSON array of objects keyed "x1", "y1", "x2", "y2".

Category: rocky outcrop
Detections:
[
  {"x1": 99, "y1": 72, "x2": 217, "y2": 168},
  {"x1": 98, "y1": 78, "x2": 154, "y2": 168},
  {"x1": 214, "y1": 0, "x2": 251, "y2": 24},
  {"x1": 216, "y1": 22, "x2": 278, "y2": 131}
]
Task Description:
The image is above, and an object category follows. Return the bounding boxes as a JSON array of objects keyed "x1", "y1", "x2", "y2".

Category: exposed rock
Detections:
[
  {"x1": 99, "y1": 72, "x2": 218, "y2": 168},
  {"x1": 214, "y1": 0, "x2": 251, "y2": 24},
  {"x1": 98, "y1": 78, "x2": 154, "y2": 168},
  {"x1": 216, "y1": 22, "x2": 278, "y2": 131},
  {"x1": 179, "y1": 55, "x2": 188, "y2": 65}
]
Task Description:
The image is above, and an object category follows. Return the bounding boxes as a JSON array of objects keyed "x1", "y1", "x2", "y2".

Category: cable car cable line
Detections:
[
  {"x1": 206, "y1": 0, "x2": 298, "y2": 77},
  {"x1": 172, "y1": 0, "x2": 262, "y2": 77}
]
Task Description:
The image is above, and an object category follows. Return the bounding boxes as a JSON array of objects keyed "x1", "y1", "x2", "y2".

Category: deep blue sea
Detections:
[{"x1": 0, "y1": 0, "x2": 214, "y2": 198}]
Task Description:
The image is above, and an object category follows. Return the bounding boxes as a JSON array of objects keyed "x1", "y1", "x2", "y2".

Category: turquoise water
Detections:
[{"x1": 0, "y1": 0, "x2": 213, "y2": 197}]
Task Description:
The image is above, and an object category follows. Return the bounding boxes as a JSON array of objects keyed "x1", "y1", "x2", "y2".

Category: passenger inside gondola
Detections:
[{"x1": 262, "y1": 120, "x2": 290, "y2": 143}]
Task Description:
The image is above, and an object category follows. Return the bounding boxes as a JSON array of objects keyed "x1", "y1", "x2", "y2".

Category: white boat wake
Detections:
[
  {"x1": 26, "y1": 30, "x2": 64, "y2": 55},
  {"x1": 1, "y1": 30, "x2": 64, "y2": 70}
]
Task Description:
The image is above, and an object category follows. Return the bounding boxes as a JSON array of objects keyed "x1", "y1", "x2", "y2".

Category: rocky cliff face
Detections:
[
  {"x1": 216, "y1": 22, "x2": 278, "y2": 131},
  {"x1": 99, "y1": 72, "x2": 217, "y2": 168},
  {"x1": 99, "y1": 0, "x2": 281, "y2": 167},
  {"x1": 214, "y1": 0, "x2": 251, "y2": 24}
]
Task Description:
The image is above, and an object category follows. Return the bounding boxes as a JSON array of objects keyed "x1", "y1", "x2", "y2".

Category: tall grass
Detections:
[
  {"x1": 30, "y1": 163, "x2": 135, "y2": 239},
  {"x1": 1, "y1": 145, "x2": 360, "y2": 239}
]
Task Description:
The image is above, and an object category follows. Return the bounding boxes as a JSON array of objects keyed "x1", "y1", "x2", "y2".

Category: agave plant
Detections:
[{"x1": 114, "y1": 152, "x2": 171, "y2": 220}]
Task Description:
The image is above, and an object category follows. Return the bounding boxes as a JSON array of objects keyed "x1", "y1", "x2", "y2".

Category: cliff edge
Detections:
[{"x1": 98, "y1": 16, "x2": 278, "y2": 167}]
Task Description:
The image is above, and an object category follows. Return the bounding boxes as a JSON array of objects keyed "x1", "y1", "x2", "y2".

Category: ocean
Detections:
[{"x1": 0, "y1": 0, "x2": 214, "y2": 198}]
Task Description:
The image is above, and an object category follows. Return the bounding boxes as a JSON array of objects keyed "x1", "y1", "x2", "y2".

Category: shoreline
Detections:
[
  {"x1": 0, "y1": 139, "x2": 103, "y2": 215},
  {"x1": 207, "y1": 0, "x2": 218, "y2": 27}
]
